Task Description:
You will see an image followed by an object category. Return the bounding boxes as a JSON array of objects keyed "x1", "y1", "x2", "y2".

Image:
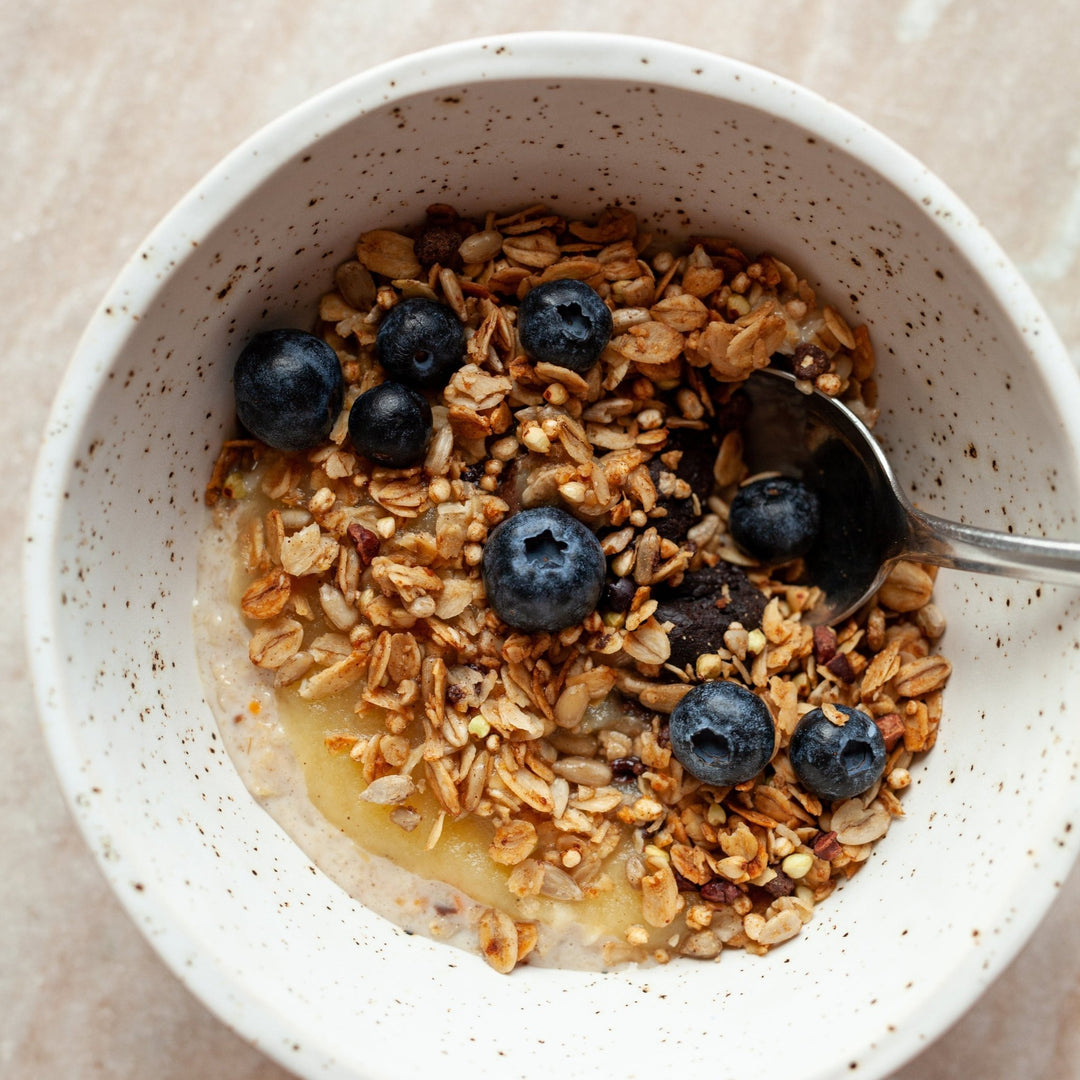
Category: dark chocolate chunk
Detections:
[
  {"x1": 672, "y1": 869, "x2": 701, "y2": 893},
  {"x1": 648, "y1": 390, "x2": 752, "y2": 542},
  {"x1": 825, "y1": 651, "x2": 856, "y2": 684},
  {"x1": 648, "y1": 426, "x2": 718, "y2": 541},
  {"x1": 654, "y1": 563, "x2": 767, "y2": 670}
]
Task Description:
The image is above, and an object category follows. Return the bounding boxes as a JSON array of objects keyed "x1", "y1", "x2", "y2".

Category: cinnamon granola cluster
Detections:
[{"x1": 208, "y1": 203, "x2": 950, "y2": 972}]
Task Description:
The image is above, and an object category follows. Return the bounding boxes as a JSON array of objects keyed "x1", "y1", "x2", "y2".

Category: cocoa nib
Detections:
[
  {"x1": 812, "y1": 830, "x2": 842, "y2": 860},
  {"x1": 761, "y1": 868, "x2": 796, "y2": 898},
  {"x1": 654, "y1": 563, "x2": 767, "y2": 670},
  {"x1": 875, "y1": 712, "x2": 905, "y2": 751},
  {"x1": 701, "y1": 879, "x2": 742, "y2": 905},
  {"x1": 347, "y1": 523, "x2": 380, "y2": 565},
  {"x1": 813, "y1": 625, "x2": 837, "y2": 664},
  {"x1": 673, "y1": 869, "x2": 700, "y2": 893},
  {"x1": 647, "y1": 425, "x2": 717, "y2": 542},
  {"x1": 611, "y1": 756, "x2": 646, "y2": 780},
  {"x1": 825, "y1": 651, "x2": 856, "y2": 683},
  {"x1": 746, "y1": 869, "x2": 796, "y2": 907}
]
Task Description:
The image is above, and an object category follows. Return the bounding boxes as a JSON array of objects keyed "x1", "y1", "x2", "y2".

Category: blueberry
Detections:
[
  {"x1": 518, "y1": 280, "x2": 613, "y2": 374},
  {"x1": 376, "y1": 297, "x2": 465, "y2": 388},
  {"x1": 668, "y1": 681, "x2": 775, "y2": 786},
  {"x1": 348, "y1": 382, "x2": 432, "y2": 468},
  {"x1": 789, "y1": 704, "x2": 886, "y2": 801},
  {"x1": 482, "y1": 506, "x2": 606, "y2": 632},
  {"x1": 729, "y1": 476, "x2": 821, "y2": 563},
  {"x1": 233, "y1": 329, "x2": 343, "y2": 452}
]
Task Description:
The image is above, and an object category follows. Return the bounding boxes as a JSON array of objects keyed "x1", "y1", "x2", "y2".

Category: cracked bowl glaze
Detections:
[{"x1": 24, "y1": 32, "x2": 1080, "y2": 1080}]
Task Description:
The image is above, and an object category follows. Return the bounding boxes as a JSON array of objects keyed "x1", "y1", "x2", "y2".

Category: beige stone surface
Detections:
[{"x1": 2, "y1": 1, "x2": 1078, "y2": 1077}]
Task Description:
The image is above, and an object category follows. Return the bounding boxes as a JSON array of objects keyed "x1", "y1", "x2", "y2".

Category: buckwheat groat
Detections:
[{"x1": 201, "y1": 203, "x2": 950, "y2": 973}]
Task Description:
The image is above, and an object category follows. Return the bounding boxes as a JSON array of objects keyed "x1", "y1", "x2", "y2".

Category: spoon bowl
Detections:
[{"x1": 740, "y1": 368, "x2": 1080, "y2": 623}]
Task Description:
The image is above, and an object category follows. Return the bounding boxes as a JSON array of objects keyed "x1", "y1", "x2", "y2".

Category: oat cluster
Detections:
[{"x1": 208, "y1": 204, "x2": 951, "y2": 972}]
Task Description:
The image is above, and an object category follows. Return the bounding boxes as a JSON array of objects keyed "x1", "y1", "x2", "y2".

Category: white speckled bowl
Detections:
[{"x1": 25, "y1": 32, "x2": 1080, "y2": 1080}]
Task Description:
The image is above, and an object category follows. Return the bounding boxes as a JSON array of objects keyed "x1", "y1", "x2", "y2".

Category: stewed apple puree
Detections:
[{"x1": 196, "y1": 495, "x2": 666, "y2": 969}]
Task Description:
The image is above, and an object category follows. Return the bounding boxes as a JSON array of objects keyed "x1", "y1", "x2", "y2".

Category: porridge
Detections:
[{"x1": 197, "y1": 203, "x2": 950, "y2": 972}]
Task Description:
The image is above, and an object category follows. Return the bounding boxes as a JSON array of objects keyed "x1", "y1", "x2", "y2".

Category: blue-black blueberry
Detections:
[
  {"x1": 789, "y1": 703, "x2": 886, "y2": 801},
  {"x1": 729, "y1": 476, "x2": 821, "y2": 563},
  {"x1": 481, "y1": 506, "x2": 605, "y2": 632},
  {"x1": 518, "y1": 280, "x2": 613, "y2": 375},
  {"x1": 668, "y1": 681, "x2": 776, "y2": 786},
  {"x1": 233, "y1": 328, "x2": 343, "y2": 452},
  {"x1": 348, "y1": 382, "x2": 432, "y2": 468},
  {"x1": 375, "y1": 297, "x2": 465, "y2": 389}
]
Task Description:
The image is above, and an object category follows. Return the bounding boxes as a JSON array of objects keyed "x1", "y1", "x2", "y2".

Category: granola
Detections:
[{"x1": 202, "y1": 203, "x2": 949, "y2": 972}]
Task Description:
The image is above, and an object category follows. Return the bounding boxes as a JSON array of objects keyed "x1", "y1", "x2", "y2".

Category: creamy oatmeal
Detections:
[{"x1": 197, "y1": 203, "x2": 950, "y2": 972}]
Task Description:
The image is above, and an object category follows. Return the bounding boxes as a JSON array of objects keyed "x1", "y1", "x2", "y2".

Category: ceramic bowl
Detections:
[{"x1": 25, "y1": 32, "x2": 1080, "y2": 1080}]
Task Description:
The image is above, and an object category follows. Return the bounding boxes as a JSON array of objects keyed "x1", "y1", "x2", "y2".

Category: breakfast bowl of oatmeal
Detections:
[{"x1": 25, "y1": 32, "x2": 1080, "y2": 1080}]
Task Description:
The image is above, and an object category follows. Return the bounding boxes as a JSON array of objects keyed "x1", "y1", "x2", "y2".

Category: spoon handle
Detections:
[{"x1": 905, "y1": 507, "x2": 1080, "y2": 587}]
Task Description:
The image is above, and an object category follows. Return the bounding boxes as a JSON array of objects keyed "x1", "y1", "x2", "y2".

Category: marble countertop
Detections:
[{"x1": 3, "y1": 1, "x2": 1078, "y2": 1076}]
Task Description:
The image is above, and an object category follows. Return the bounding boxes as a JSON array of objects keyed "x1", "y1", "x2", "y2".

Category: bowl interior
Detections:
[{"x1": 28, "y1": 36, "x2": 1080, "y2": 1080}]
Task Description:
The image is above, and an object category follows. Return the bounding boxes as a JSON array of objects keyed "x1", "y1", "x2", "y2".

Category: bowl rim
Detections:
[{"x1": 24, "y1": 30, "x2": 1080, "y2": 1080}]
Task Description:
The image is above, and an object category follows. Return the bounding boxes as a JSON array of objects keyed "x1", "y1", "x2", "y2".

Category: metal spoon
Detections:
[{"x1": 737, "y1": 367, "x2": 1080, "y2": 624}]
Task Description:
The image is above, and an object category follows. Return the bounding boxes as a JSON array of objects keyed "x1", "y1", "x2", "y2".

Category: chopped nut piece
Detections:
[{"x1": 812, "y1": 831, "x2": 843, "y2": 860}]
